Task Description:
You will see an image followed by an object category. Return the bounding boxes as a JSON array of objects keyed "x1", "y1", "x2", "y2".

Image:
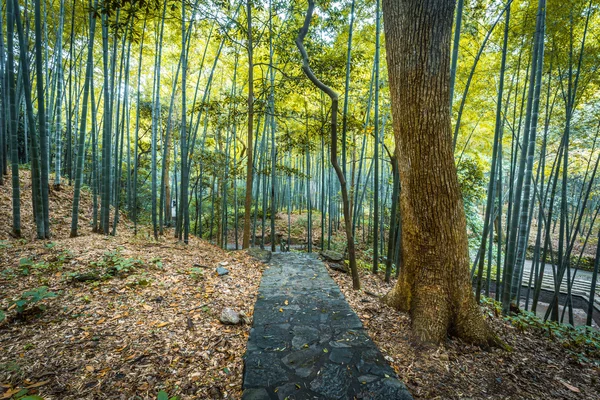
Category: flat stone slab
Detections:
[{"x1": 242, "y1": 252, "x2": 412, "y2": 400}]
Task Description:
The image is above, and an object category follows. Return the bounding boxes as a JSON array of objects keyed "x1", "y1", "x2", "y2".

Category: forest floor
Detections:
[
  {"x1": 331, "y1": 268, "x2": 600, "y2": 399},
  {"x1": 1, "y1": 173, "x2": 600, "y2": 399},
  {"x1": 0, "y1": 174, "x2": 263, "y2": 399}
]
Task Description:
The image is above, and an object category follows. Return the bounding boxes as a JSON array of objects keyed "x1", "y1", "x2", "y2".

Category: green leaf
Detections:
[
  {"x1": 157, "y1": 390, "x2": 169, "y2": 400},
  {"x1": 13, "y1": 389, "x2": 29, "y2": 398},
  {"x1": 20, "y1": 258, "x2": 33, "y2": 266},
  {"x1": 0, "y1": 310, "x2": 5, "y2": 322}
]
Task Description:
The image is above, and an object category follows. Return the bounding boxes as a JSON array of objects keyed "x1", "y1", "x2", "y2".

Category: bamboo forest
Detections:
[{"x1": 1, "y1": 0, "x2": 600, "y2": 398}]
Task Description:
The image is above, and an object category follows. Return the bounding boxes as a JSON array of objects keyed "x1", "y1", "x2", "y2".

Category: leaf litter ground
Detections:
[
  {"x1": 0, "y1": 175, "x2": 264, "y2": 399},
  {"x1": 330, "y1": 266, "x2": 600, "y2": 399}
]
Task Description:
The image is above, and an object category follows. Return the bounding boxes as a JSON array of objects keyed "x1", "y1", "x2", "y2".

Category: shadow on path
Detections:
[{"x1": 242, "y1": 252, "x2": 412, "y2": 400}]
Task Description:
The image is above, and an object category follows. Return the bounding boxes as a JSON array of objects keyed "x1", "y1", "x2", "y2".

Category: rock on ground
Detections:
[
  {"x1": 220, "y1": 308, "x2": 240, "y2": 325},
  {"x1": 321, "y1": 250, "x2": 344, "y2": 263},
  {"x1": 246, "y1": 248, "x2": 272, "y2": 263}
]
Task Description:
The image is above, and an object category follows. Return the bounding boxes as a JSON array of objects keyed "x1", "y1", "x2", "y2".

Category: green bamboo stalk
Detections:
[
  {"x1": 6, "y1": 0, "x2": 21, "y2": 237},
  {"x1": 373, "y1": 0, "x2": 381, "y2": 274},
  {"x1": 70, "y1": 0, "x2": 98, "y2": 237},
  {"x1": 34, "y1": 0, "x2": 50, "y2": 238},
  {"x1": 14, "y1": 0, "x2": 44, "y2": 239}
]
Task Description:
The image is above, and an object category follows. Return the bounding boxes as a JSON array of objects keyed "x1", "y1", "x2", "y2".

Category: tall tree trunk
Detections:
[
  {"x1": 381, "y1": 0, "x2": 497, "y2": 346},
  {"x1": 448, "y1": 0, "x2": 463, "y2": 110},
  {"x1": 502, "y1": 0, "x2": 546, "y2": 313},
  {"x1": 34, "y1": 0, "x2": 50, "y2": 238},
  {"x1": 181, "y1": 0, "x2": 189, "y2": 243},
  {"x1": 341, "y1": 0, "x2": 355, "y2": 178},
  {"x1": 71, "y1": 0, "x2": 98, "y2": 237},
  {"x1": 14, "y1": 0, "x2": 44, "y2": 239},
  {"x1": 372, "y1": 0, "x2": 381, "y2": 274},
  {"x1": 53, "y1": 0, "x2": 65, "y2": 187},
  {"x1": 6, "y1": 0, "x2": 21, "y2": 237},
  {"x1": 100, "y1": 13, "x2": 112, "y2": 234},
  {"x1": 242, "y1": 0, "x2": 254, "y2": 249}
]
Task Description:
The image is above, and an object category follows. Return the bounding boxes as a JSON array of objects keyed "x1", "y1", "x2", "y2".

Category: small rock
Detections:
[
  {"x1": 69, "y1": 272, "x2": 101, "y2": 282},
  {"x1": 219, "y1": 261, "x2": 229, "y2": 267},
  {"x1": 208, "y1": 386, "x2": 223, "y2": 399},
  {"x1": 239, "y1": 311, "x2": 252, "y2": 325},
  {"x1": 328, "y1": 263, "x2": 349, "y2": 273},
  {"x1": 216, "y1": 266, "x2": 230, "y2": 276},
  {"x1": 246, "y1": 248, "x2": 272, "y2": 263},
  {"x1": 320, "y1": 250, "x2": 344, "y2": 262},
  {"x1": 220, "y1": 308, "x2": 240, "y2": 325}
]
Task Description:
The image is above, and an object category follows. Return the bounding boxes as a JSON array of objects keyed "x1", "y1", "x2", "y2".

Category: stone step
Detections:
[{"x1": 518, "y1": 271, "x2": 600, "y2": 308}]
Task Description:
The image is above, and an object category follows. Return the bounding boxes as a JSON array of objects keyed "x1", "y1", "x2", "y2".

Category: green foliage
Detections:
[
  {"x1": 19, "y1": 257, "x2": 34, "y2": 275},
  {"x1": 190, "y1": 267, "x2": 205, "y2": 281},
  {"x1": 506, "y1": 310, "x2": 600, "y2": 365},
  {"x1": 50, "y1": 249, "x2": 74, "y2": 269},
  {"x1": 355, "y1": 258, "x2": 371, "y2": 271},
  {"x1": 480, "y1": 296, "x2": 503, "y2": 317},
  {"x1": 150, "y1": 257, "x2": 163, "y2": 269},
  {"x1": 1, "y1": 267, "x2": 17, "y2": 280},
  {"x1": 91, "y1": 247, "x2": 145, "y2": 277},
  {"x1": 0, "y1": 310, "x2": 5, "y2": 322},
  {"x1": 126, "y1": 273, "x2": 152, "y2": 287},
  {"x1": 18, "y1": 249, "x2": 73, "y2": 277},
  {"x1": 157, "y1": 390, "x2": 179, "y2": 400},
  {"x1": 457, "y1": 156, "x2": 486, "y2": 253},
  {"x1": 12, "y1": 286, "x2": 58, "y2": 314}
]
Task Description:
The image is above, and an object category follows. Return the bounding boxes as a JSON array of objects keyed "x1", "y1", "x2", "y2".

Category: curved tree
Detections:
[{"x1": 296, "y1": 0, "x2": 360, "y2": 290}]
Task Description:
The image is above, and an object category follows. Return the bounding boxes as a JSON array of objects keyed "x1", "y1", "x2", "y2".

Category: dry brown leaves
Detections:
[
  {"x1": 0, "y1": 174, "x2": 264, "y2": 399},
  {"x1": 330, "y1": 265, "x2": 600, "y2": 400}
]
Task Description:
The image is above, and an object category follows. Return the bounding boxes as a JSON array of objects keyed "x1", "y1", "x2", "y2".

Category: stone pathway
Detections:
[{"x1": 242, "y1": 252, "x2": 412, "y2": 400}]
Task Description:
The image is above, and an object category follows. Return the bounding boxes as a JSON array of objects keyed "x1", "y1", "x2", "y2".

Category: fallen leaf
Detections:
[
  {"x1": 558, "y1": 379, "x2": 580, "y2": 393},
  {"x1": 0, "y1": 388, "x2": 23, "y2": 399},
  {"x1": 25, "y1": 380, "x2": 50, "y2": 389}
]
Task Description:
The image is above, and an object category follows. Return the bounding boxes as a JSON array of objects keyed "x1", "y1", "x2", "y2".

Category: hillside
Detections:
[{"x1": 0, "y1": 173, "x2": 263, "y2": 399}]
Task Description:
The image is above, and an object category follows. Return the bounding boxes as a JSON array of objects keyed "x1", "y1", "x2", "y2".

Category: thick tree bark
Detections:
[{"x1": 381, "y1": 0, "x2": 496, "y2": 346}]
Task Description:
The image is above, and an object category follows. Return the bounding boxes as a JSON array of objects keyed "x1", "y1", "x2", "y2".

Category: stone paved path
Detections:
[{"x1": 242, "y1": 252, "x2": 412, "y2": 400}]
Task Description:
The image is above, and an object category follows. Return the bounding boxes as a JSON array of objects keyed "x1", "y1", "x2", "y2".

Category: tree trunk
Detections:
[
  {"x1": 242, "y1": 0, "x2": 254, "y2": 249},
  {"x1": 381, "y1": 0, "x2": 496, "y2": 346}
]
